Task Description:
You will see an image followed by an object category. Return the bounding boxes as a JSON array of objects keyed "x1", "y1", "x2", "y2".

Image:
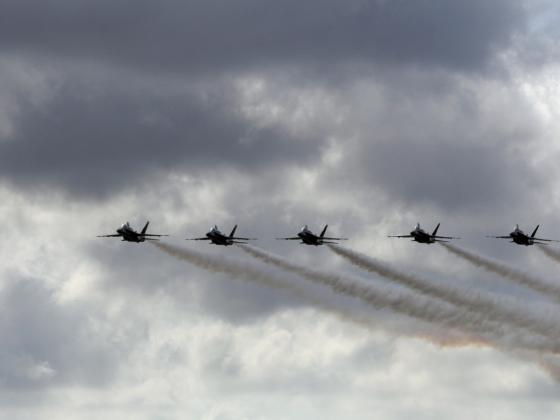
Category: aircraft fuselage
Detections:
[
  {"x1": 298, "y1": 231, "x2": 322, "y2": 245},
  {"x1": 117, "y1": 227, "x2": 145, "y2": 243},
  {"x1": 206, "y1": 230, "x2": 234, "y2": 246},
  {"x1": 509, "y1": 231, "x2": 533, "y2": 246},
  {"x1": 410, "y1": 229, "x2": 435, "y2": 244}
]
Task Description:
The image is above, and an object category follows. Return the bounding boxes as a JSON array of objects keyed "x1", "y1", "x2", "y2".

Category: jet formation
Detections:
[{"x1": 98, "y1": 222, "x2": 560, "y2": 247}]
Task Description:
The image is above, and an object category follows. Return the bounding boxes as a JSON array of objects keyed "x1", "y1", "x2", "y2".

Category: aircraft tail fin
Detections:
[
  {"x1": 531, "y1": 225, "x2": 540, "y2": 238},
  {"x1": 432, "y1": 223, "x2": 440, "y2": 237},
  {"x1": 141, "y1": 221, "x2": 150, "y2": 235},
  {"x1": 320, "y1": 225, "x2": 328, "y2": 238},
  {"x1": 229, "y1": 225, "x2": 238, "y2": 238}
]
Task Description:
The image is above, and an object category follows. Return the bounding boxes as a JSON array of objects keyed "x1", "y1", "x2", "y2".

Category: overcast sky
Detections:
[{"x1": 3, "y1": 1, "x2": 560, "y2": 419}]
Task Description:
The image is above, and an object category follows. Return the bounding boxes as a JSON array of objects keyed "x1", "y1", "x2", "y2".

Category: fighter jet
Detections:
[
  {"x1": 276, "y1": 225, "x2": 347, "y2": 246},
  {"x1": 487, "y1": 224, "x2": 559, "y2": 246},
  {"x1": 97, "y1": 221, "x2": 168, "y2": 243},
  {"x1": 388, "y1": 223, "x2": 458, "y2": 244},
  {"x1": 186, "y1": 225, "x2": 256, "y2": 246}
]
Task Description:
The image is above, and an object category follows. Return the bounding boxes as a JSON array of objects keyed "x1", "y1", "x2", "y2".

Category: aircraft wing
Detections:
[
  {"x1": 143, "y1": 234, "x2": 169, "y2": 237},
  {"x1": 231, "y1": 237, "x2": 257, "y2": 241},
  {"x1": 276, "y1": 237, "x2": 301, "y2": 240},
  {"x1": 433, "y1": 235, "x2": 459, "y2": 239},
  {"x1": 388, "y1": 235, "x2": 413, "y2": 238},
  {"x1": 321, "y1": 237, "x2": 348, "y2": 240},
  {"x1": 186, "y1": 237, "x2": 211, "y2": 240},
  {"x1": 532, "y1": 237, "x2": 560, "y2": 242},
  {"x1": 97, "y1": 234, "x2": 122, "y2": 237},
  {"x1": 486, "y1": 235, "x2": 511, "y2": 239},
  {"x1": 144, "y1": 238, "x2": 161, "y2": 241}
]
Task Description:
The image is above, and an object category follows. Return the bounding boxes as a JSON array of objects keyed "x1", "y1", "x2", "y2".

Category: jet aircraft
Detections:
[
  {"x1": 388, "y1": 223, "x2": 458, "y2": 244},
  {"x1": 276, "y1": 225, "x2": 347, "y2": 245},
  {"x1": 97, "y1": 221, "x2": 168, "y2": 243},
  {"x1": 187, "y1": 225, "x2": 256, "y2": 246},
  {"x1": 487, "y1": 224, "x2": 558, "y2": 246}
]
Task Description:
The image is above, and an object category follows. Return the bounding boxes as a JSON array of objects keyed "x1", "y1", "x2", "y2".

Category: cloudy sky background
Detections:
[{"x1": 3, "y1": 0, "x2": 560, "y2": 418}]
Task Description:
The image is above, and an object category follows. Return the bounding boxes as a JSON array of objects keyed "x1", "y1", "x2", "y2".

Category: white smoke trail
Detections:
[
  {"x1": 440, "y1": 242, "x2": 560, "y2": 302},
  {"x1": 238, "y1": 244, "x2": 560, "y2": 355},
  {"x1": 537, "y1": 244, "x2": 560, "y2": 264},
  {"x1": 153, "y1": 242, "x2": 560, "y2": 377},
  {"x1": 151, "y1": 242, "x2": 471, "y2": 348},
  {"x1": 328, "y1": 244, "x2": 560, "y2": 341}
]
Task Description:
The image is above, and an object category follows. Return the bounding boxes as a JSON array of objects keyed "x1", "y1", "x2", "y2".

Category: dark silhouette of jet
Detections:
[
  {"x1": 389, "y1": 223, "x2": 458, "y2": 244},
  {"x1": 187, "y1": 225, "x2": 256, "y2": 246},
  {"x1": 97, "y1": 221, "x2": 167, "y2": 243},
  {"x1": 488, "y1": 224, "x2": 559, "y2": 246},
  {"x1": 277, "y1": 225, "x2": 347, "y2": 245}
]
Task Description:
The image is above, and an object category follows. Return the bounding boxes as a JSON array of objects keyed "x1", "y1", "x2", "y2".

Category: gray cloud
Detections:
[
  {"x1": 0, "y1": 0, "x2": 524, "y2": 75},
  {"x1": 1, "y1": 0, "x2": 560, "y2": 418},
  {"x1": 0, "y1": 72, "x2": 318, "y2": 197},
  {"x1": 89, "y1": 238, "x2": 308, "y2": 323},
  {"x1": 305, "y1": 72, "x2": 546, "y2": 217},
  {"x1": 0, "y1": 276, "x2": 127, "y2": 389},
  {"x1": 356, "y1": 135, "x2": 541, "y2": 212},
  {"x1": 0, "y1": 0, "x2": 530, "y2": 199}
]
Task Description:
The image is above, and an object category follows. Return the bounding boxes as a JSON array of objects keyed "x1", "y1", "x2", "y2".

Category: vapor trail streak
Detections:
[
  {"x1": 238, "y1": 244, "x2": 560, "y2": 355},
  {"x1": 537, "y1": 244, "x2": 560, "y2": 264},
  {"x1": 328, "y1": 244, "x2": 560, "y2": 341},
  {"x1": 440, "y1": 243, "x2": 560, "y2": 303},
  {"x1": 151, "y1": 242, "x2": 470, "y2": 348}
]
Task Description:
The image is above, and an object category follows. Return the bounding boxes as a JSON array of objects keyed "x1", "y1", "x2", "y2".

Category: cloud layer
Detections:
[{"x1": 3, "y1": 0, "x2": 560, "y2": 418}]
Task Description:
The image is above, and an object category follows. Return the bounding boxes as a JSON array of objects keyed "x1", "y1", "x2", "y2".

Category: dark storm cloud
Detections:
[
  {"x1": 315, "y1": 73, "x2": 545, "y2": 216},
  {"x1": 0, "y1": 0, "x2": 524, "y2": 74},
  {"x1": 0, "y1": 0, "x2": 528, "y2": 197},
  {"x1": 359, "y1": 137, "x2": 541, "y2": 212},
  {"x1": 0, "y1": 76, "x2": 317, "y2": 197}
]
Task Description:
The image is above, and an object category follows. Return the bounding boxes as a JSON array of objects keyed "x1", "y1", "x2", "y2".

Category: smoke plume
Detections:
[
  {"x1": 238, "y1": 244, "x2": 560, "y2": 355},
  {"x1": 440, "y1": 243, "x2": 560, "y2": 302},
  {"x1": 151, "y1": 242, "x2": 471, "y2": 348},
  {"x1": 328, "y1": 244, "x2": 560, "y2": 340},
  {"x1": 537, "y1": 244, "x2": 560, "y2": 264}
]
